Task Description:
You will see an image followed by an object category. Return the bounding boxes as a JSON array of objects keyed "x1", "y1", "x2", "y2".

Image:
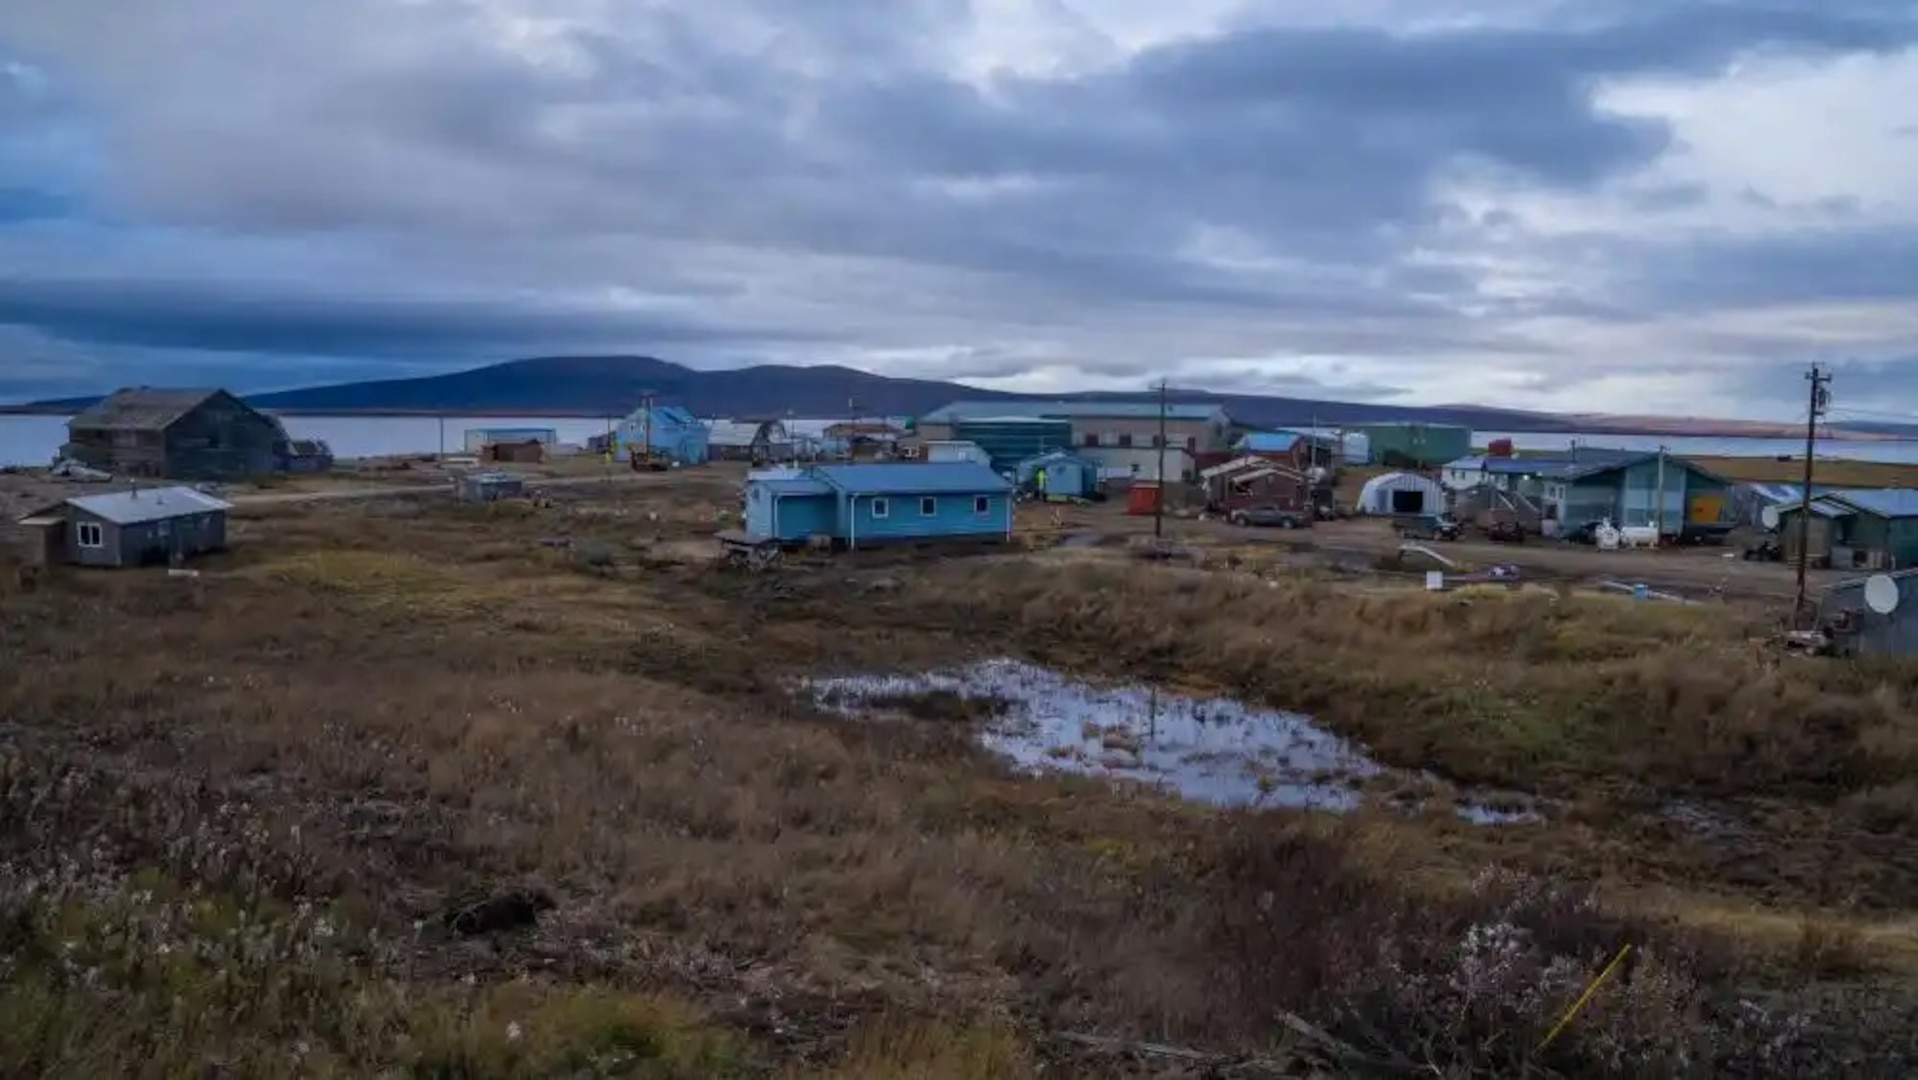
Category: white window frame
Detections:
[
  {"x1": 920, "y1": 496, "x2": 938, "y2": 516},
  {"x1": 973, "y1": 495, "x2": 990, "y2": 515},
  {"x1": 76, "y1": 521, "x2": 104, "y2": 548},
  {"x1": 871, "y1": 497, "x2": 890, "y2": 519}
]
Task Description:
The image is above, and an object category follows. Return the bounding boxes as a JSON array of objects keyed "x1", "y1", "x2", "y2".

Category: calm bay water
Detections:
[
  {"x1": 0, "y1": 414, "x2": 621, "y2": 467},
  {"x1": 3, "y1": 413, "x2": 1917, "y2": 468},
  {"x1": 1472, "y1": 430, "x2": 1918, "y2": 464}
]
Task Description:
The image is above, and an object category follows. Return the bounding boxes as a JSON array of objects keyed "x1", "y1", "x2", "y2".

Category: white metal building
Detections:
[
  {"x1": 1356, "y1": 471, "x2": 1446, "y2": 515},
  {"x1": 923, "y1": 440, "x2": 991, "y2": 465},
  {"x1": 1440, "y1": 457, "x2": 1489, "y2": 490},
  {"x1": 1084, "y1": 446, "x2": 1197, "y2": 483}
]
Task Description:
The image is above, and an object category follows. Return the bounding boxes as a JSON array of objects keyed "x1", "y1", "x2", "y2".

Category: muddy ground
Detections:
[{"x1": 3, "y1": 467, "x2": 1917, "y2": 1077}]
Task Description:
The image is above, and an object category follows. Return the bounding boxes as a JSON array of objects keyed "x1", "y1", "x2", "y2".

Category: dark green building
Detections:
[{"x1": 1352, "y1": 422, "x2": 1472, "y2": 468}]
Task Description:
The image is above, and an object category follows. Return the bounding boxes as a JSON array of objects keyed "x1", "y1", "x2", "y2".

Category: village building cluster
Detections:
[{"x1": 16, "y1": 385, "x2": 1918, "y2": 598}]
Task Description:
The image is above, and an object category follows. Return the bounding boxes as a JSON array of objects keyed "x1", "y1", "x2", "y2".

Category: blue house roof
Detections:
[
  {"x1": 624, "y1": 403, "x2": 700, "y2": 426},
  {"x1": 751, "y1": 476, "x2": 834, "y2": 497},
  {"x1": 1822, "y1": 488, "x2": 1918, "y2": 519},
  {"x1": 922, "y1": 399, "x2": 1227, "y2": 424},
  {"x1": 1746, "y1": 482, "x2": 1844, "y2": 505},
  {"x1": 1446, "y1": 448, "x2": 1650, "y2": 479},
  {"x1": 813, "y1": 462, "x2": 1012, "y2": 495},
  {"x1": 1236, "y1": 431, "x2": 1300, "y2": 452},
  {"x1": 1019, "y1": 448, "x2": 1097, "y2": 467}
]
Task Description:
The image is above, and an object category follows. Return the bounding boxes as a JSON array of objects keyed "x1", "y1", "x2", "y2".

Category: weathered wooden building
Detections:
[
  {"x1": 63, "y1": 388, "x2": 283, "y2": 480},
  {"x1": 16, "y1": 486, "x2": 233, "y2": 569},
  {"x1": 275, "y1": 438, "x2": 335, "y2": 473},
  {"x1": 707, "y1": 420, "x2": 792, "y2": 463},
  {"x1": 1199, "y1": 455, "x2": 1309, "y2": 513},
  {"x1": 1778, "y1": 489, "x2": 1918, "y2": 571}
]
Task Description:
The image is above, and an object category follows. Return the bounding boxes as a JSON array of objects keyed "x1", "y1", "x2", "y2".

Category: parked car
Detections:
[
  {"x1": 1229, "y1": 505, "x2": 1312, "y2": 529},
  {"x1": 1485, "y1": 519, "x2": 1525, "y2": 543},
  {"x1": 1397, "y1": 514, "x2": 1462, "y2": 541},
  {"x1": 1742, "y1": 537, "x2": 1783, "y2": 562}
]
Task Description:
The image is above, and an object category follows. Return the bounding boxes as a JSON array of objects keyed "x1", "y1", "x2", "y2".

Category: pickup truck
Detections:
[
  {"x1": 1396, "y1": 514, "x2": 1462, "y2": 541},
  {"x1": 1227, "y1": 505, "x2": 1312, "y2": 529}
]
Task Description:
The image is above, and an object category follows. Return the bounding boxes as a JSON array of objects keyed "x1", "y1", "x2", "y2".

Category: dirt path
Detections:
[
  {"x1": 231, "y1": 470, "x2": 682, "y2": 506},
  {"x1": 1047, "y1": 503, "x2": 1836, "y2": 603}
]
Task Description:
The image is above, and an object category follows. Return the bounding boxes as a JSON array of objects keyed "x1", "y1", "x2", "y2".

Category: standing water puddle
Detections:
[
  {"x1": 810, "y1": 659, "x2": 1371, "y2": 810},
  {"x1": 807, "y1": 660, "x2": 1541, "y2": 823}
]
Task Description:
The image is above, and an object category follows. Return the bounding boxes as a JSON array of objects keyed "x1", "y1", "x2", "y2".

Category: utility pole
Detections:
[
  {"x1": 1654, "y1": 444, "x2": 1667, "y2": 539},
  {"x1": 437, "y1": 415, "x2": 445, "y2": 460},
  {"x1": 640, "y1": 390, "x2": 656, "y2": 470},
  {"x1": 1154, "y1": 378, "x2": 1168, "y2": 539},
  {"x1": 1794, "y1": 364, "x2": 1833, "y2": 619}
]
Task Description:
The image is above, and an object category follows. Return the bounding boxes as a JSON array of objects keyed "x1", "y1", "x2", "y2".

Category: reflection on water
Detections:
[
  {"x1": 812, "y1": 659, "x2": 1375, "y2": 812},
  {"x1": 807, "y1": 660, "x2": 1545, "y2": 825}
]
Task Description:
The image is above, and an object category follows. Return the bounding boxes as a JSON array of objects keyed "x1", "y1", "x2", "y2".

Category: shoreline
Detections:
[{"x1": 0, "y1": 402, "x2": 1906, "y2": 442}]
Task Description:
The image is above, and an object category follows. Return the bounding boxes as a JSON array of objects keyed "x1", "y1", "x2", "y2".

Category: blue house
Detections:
[
  {"x1": 616, "y1": 404, "x2": 710, "y2": 465},
  {"x1": 743, "y1": 470, "x2": 839, "y2": 542},
  {"x1": 1015, "y1": 449, "x2": 1100, "y2": 500},
  {"x1": 742, "y1": 462, "x2": 1014, "y2": 548}
]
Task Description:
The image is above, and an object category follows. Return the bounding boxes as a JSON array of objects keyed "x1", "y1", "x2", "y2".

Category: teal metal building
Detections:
[
  {"x1": 953, "y1": 417, "x2": 1073, "y2": 472},
  {"x1": 1536, "y1": 453, "x2": 1734, "y2": 538},
  {"x1": 1015, "y1": 450, "x2": 1101, "y2": 500}
]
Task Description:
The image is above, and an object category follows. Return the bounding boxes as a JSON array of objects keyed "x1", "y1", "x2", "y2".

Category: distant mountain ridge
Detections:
[{"x1": 8, "y1": 354, "x2": 1905, "y2": 437}]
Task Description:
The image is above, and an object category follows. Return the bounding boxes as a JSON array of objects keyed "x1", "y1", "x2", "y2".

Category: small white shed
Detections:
[
  {"x1": 1358, "y1": 471, "x2": 1446, "y2": 516},
  {"x1": 923, "y1": 440, "x2": 991, "y2": 465}
]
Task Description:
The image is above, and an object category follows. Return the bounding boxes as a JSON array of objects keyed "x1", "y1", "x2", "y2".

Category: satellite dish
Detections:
[
  {"x1": 1864, "y1": 573, "x2": 1901, "y2": 615},
  {"x1": 1760, "y1": 505, "x2": 1781, "y2": 531}
]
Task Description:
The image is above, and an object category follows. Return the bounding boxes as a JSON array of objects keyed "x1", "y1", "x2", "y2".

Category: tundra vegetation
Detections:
[{"x1": 4, "y1": 472, "x2": 1918, "y2": 1077}]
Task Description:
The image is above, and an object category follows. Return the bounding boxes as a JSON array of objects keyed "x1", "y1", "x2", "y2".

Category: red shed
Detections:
[{"x1": 1125, "y1": 482, "x2": 1162, "y2": 516}]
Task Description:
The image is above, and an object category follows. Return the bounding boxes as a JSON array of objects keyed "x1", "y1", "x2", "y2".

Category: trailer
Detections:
[{"x1": 714, "y1": 529, "x2": 783, "y2": 572}]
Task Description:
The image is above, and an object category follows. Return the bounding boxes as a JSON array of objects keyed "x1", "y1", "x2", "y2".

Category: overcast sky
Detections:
[{"x1": 2, "y1": 2, "x2": 1916, "y2": 421}]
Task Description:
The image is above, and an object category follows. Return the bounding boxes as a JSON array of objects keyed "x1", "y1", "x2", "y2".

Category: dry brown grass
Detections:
[
  {"x1": 898, "y1": 559, "x2": 1917, "y2": 800},
  {"x1": 5, "y1": 481, "x2": 1918, "y2": 1076},
  {"x1": 1687, "y1": 455, "x2": 1918, "y2": 489}
]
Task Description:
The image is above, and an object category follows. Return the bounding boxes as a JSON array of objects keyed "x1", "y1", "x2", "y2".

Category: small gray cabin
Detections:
[{"x1": 17, "y1": 486, "x2": 234, "y2": 569}]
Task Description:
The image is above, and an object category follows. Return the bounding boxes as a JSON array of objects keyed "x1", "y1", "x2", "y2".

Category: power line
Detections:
[{"x1": 1794, "y1": 363, "x2": 1832, "y2": 621}]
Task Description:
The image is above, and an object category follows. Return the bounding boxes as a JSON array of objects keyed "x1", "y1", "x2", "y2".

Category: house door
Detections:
[{"x1": 1687, "y1": 493, "x2": 1724, "y2": 524}]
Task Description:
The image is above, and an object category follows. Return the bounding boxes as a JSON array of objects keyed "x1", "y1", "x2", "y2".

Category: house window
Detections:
[
  {"x1": 973, "y1": 495, "x2": 990, "y2": 515},
  {"x1": 1118, "y1": 434, "x2": 1133, "y2": 448},
  {"x1": 871, "y1": 497, "x2": 890, "y2": 519},
  {"x1": 1082, "y1": 433, "x2": 1099, "y2": 448},
  {"x1": 920, "y1": 496, "x2": 937, "y2": 516},
  {"x1": 76, "y1": 522, "x2": 104, "y2": 548},
  {"x1": 1150, "y1": 435, "x2": 1162, "y2": 449},
  {"x1": 1185, "y1": 436, "x2": 1197, "y2": 451}
]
